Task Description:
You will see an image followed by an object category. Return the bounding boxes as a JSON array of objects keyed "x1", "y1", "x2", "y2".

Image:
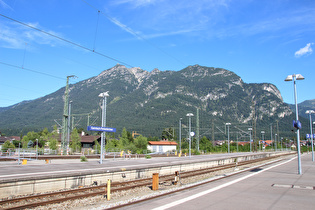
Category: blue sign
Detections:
[
  {"x1": 306, "y1": 134, "x2": 315, "y2": 139},
  {"x1": 293, "y1": 120, "x2": 302, "y2": 129},
  {"x1": 87, "y1": 126, "x2": 116, "y2": 132}
]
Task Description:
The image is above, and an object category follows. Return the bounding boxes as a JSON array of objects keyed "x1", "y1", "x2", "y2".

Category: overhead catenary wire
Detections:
[
  {"x1": 0, "y1": 13, "x2": 133, "y2": 68},
  {"x1": 0, "y1": 61, "x2": 66, "y2": 80}
]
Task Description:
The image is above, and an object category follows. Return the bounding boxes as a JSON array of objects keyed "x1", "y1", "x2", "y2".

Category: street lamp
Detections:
[
  {"x1": 285, "y1": 74, "x2": 304, "y2": 174},
  {"x1": 99, "y1": 91, "x2": 109, "y2": 164},
  {"x1": 67, "y1": 101, "x2": 72, "y2": 155},
  {"x1": 226, "y1": 123, "x2": 231, "y2": 153},
  {"x1": 179, "y1": 118, "x2": 182, "y2": 155},
  {"x1": 275, "y1": 134, "x2": 277, "y2": 151},
  {"x1": 306, "y1": 110, "x2": 315, "y2": 162},
  {"x1": 261, "y1": 131, "x2": 265, "y2": 151},
  {"x1": 248, "y1": 128, "x2": 252, "y2": 152},
  {"x1": 36, "y1": 138, "x2": 38, "y2": 160},
  {"x1": 186, "y1": 113, "x2": 194, "y2": 158}
]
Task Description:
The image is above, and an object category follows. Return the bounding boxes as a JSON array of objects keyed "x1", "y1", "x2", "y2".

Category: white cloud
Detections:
[
  {"x1": 295, "y1": 43, "x2": 314, "y2": 57},
  {"x1": 0, "y1": 22, "x2": 64, "y2": 49}
]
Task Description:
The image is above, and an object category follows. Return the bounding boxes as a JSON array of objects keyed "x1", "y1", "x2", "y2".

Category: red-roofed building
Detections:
[{"x1": 147, "y1": 140, "x2": 177, "y2": 153}]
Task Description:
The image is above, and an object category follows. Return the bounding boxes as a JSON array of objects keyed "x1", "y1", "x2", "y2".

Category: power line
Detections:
[
  {"x1": 0, "y1": 13, "x2": 133, "y2": 68},
  {"x1": 0, "y1": 61, "x2": 66, "y2": 80}
]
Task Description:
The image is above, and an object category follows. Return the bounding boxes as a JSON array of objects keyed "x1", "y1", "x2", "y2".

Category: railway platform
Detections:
[
  {"x1": 120, "y1": 152, "x2": 315, "y2": 210},
  {"x1": 0, "y1": 151, "x2": 294, "y2": 199}
]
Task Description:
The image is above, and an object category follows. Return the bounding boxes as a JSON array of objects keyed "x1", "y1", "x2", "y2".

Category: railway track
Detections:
[{"x1": 0, "y1": 153, "x2": 293, "y2": 209}]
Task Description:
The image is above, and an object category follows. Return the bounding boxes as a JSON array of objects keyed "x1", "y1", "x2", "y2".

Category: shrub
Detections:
[{"x1": 80, "y1": 156, "x2": 88, "y2": 162}]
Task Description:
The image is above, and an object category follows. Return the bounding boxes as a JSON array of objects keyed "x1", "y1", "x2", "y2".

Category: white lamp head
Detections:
[
  {"x1": 296, "y1": 74, "x2": 305, "y2": 80},
  {"x1": 98, "y1": 91, "x2": 109, "y2": 98},
  {"x1": 285, "y1": 75, "x2": 293, "y2": 81}
]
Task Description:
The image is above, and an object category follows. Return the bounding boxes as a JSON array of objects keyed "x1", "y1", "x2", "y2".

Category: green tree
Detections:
[
  {"x1": 12, "y1": 140, "x2": 21, "y2": 148},
  {"x1": 134, "y1": 135, "x2": 148, "y2": 154},
  {"x1": 21, "y1": 136, "x2": 29, "y2": 148},
  {"x1": 48, "y1": 127, "x2": 58, "y2": 150},
  {"x1": 21, "y1": 131, "x2": 40, "y2": 148},
  {"x1": 1, "y1": 140, "x2": 15, "y2": 151},
  {"x1": 106, "y1": 138, "x2": 120, "y2": 151},
  {"x1": 120, "y1": 128, "x2": 129, "y2": 147},
  {"x1": 48, "y1": 138, "x2": 58, "y2": 150},
  {"x1": 70, "y1": 128, "x2": 81, "y2": 153},
  {"x1": 94, "y1": 139, "x2": 101, "y2": 154}
]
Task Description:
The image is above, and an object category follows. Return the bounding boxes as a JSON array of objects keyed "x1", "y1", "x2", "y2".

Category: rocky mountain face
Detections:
[{"x1": 0, "y1": 64, "x2": 307, "y2": 138}]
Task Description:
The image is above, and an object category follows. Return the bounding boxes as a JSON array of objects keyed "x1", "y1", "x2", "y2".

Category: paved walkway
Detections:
[{"x1": 121, "y1": 153, "x2": 315, "y2": 210}]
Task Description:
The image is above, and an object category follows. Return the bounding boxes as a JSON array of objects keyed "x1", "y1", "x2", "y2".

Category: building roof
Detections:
[
  {"x1": 81, "y1": 135, "x2": 100, "y2": 143},
  {"x1": 148, "y1": 141, "x2": 178, "y2": 146},
  {"x1": 0, "y1": 136, "x2": 20, "y2": 144}
]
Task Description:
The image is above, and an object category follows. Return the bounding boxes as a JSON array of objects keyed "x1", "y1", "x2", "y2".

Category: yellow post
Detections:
[
  {"x1": 107, "y1": 179, "x2": 111, "y2": 201},
  {"x1": 22, "y1": 159, "x2": 27, "y2": 165},
  {"x1": 152, "y1": 173, "x2": 159, "y2": 191},
  {"x1": 175, "y1": 151, "x2": 177, "y2": 156}
]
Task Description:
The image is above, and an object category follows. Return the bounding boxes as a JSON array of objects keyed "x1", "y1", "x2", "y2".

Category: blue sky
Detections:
[{"x1": 0, "y1": 0, "x2": 314, "y2": 107}]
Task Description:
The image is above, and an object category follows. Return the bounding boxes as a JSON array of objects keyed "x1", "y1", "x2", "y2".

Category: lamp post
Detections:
[
  {"x1": 285, "y1": 74, "x2": 304, "y2": 174},
  {"x1": 179, "y1": 118, "x2": 182, "y2": 155},
  {"x1": 275, "y1": 134, "x2": 277, "y2": 151},
  {"x1": 99, "y1": 91, "x2": 109, "y2": 164},
  {"x1": 248, "y1": 128, "x2": 252, "y2": 152},
  {"x1": 36, "y1": 139, "x2": 38, "y2": 160},
  {"x1": 236, "y1": 132, "x2": 239, "y2": 152},
  {"x1": 226, "y1": 123, "x2": 231, "y2": 153},
  {"x1": 261, "y1": 131, "x2": 265, "y2": 151},
  {"x1": 186, "y1": 113, "x2": 194, "y2": 158},
  {"x1": 67, "y1": 101, "x2": 72, "y2": 155},
  {"x1": 306, "y1": 110, "x2": 314, "y2": 162}
]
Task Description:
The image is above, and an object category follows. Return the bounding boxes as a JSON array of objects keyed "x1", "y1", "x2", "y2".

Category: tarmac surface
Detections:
[{"x1": 119, "y1": 153, "x2": 315, "y2": 210}]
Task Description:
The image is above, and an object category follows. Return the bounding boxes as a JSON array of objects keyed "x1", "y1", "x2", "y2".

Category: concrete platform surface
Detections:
[
  {"x1": 120, "y1": 153, "x2": 315, "y2": 210},
  {"x1": 0, "y1": 153, "x2": 254, "y2": 180}
]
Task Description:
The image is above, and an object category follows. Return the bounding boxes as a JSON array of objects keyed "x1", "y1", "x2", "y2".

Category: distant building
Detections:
[
  {"x1": 80, "y1": 135, "x2": 101, "y2": 149},
  {"x1": 0, "y1": 136, "x2": 20, "y2": 149},
  {"x1": 147, "y1": 140, "x2": 177, "y2": 153}
]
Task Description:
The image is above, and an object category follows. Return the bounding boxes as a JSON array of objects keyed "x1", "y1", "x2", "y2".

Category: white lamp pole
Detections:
[
  {"x1": 99, "y1": 91, "x2": 109, "y2": 164},
  {"x1": 285, "y1": 74, "x2": 304, "y2": 174},
  {"x1": 179, "y1": 118, "x2": 182, "y2": 154},
  {"x1": 261, "y1": 131, "x2": 265, "y2": 151},
  {"x1": 275, "y1": 133, "x2": 277, "y2": 151},
  {"x1": 226, "y1": 123, "x2": 231, "y2": 153},
  {"x1": 306, "y1": 110, "x2": 314, "y2": 162},
  {"x1": 186, "y1": 113, "x2": 194, "y2": 158},
  {"x1": 36, "y1": 138, "x2": 38, "y2": 160},
  {"x1": 248, "y1": 128, "x2": 252, "y2": 152}
]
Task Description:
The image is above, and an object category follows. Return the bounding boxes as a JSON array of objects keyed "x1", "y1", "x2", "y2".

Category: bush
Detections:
[
  {"x1": 80, "y1": 156, "x2": 88, "y2": 162},
  {"x1": 145, "y1": 154, "x2": 151, "y2": 159}
]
